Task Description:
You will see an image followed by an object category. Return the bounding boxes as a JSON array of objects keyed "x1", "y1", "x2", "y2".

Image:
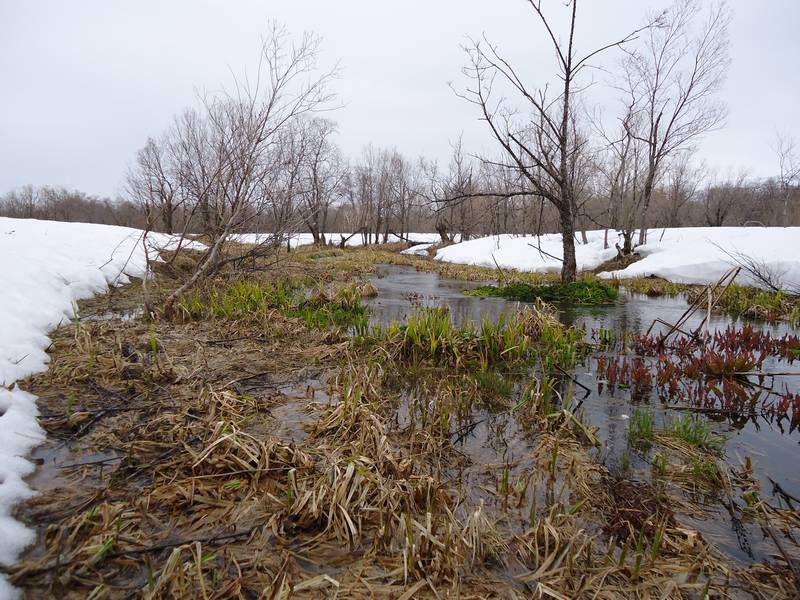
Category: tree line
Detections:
[
  {"x1": 1, "y1": 1, "x2": 799, "y2": 287},
  {"x1": 3, "y1": 141, "x2": 797, "y2": 243}
]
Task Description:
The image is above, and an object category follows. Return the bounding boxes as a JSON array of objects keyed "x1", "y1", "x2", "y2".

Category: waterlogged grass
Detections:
[
  {"x1": 615, "y1": 277, "x2": 800, "y2": 324},
  {"x1": 651, "y1": 451, "x2": 669, "y2": 477},
  {"x1": 178, "y1": 278, "x2": 370, "y2": 331},
  {"x1": 379, "y1": 302, "x2": 584, "y2": 370},
  {"x1": 628, "y1": 409, "x2": 655, "y2": 448},
  {"x1": 710, "y1": 283, "x2": 800, "y2": 325},
  {"x1": 689, "y1": 457, "x2": 720, "y2": 484},
  {"x1": 18, "y1": 245, "x2": 800, "y2": 598},
  {"x1": 474, "y1": 369, "x2": 514, "y2": 397},
  {"x1": 383, "y1": 307, "x2": 529, "y2": 368},
  {"x1": 465, "y1": 279, "x2": 618, "y2": 306},
  {"x1": 666, "y1": 415, "x2": 724, "y2": 452},
  {"x1": 614, "y1": 277, "x2": 689, "y2": 297},
  {"x1": 536, "y1": 316, "x2": 585, "y2": 368},
  {"x1": 298, "y1": 284, "x2": 372, "y2": 331}
]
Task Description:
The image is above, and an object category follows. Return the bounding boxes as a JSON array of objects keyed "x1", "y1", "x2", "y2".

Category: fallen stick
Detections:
[{"x1": 553, "y1": 364, "x2": 591, "y2": 399}]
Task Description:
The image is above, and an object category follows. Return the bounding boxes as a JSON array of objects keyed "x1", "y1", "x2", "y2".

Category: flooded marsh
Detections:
[{"x1": 8, "y1": 249, "x2": 800, "y2": 598}]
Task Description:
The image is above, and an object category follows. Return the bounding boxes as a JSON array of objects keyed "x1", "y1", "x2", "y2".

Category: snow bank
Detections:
[
  {"x1": 0, "y1": 217, "x2": 186, "y2": 598},
  {"x1": 435, "y1": 228, "x2": 800, "y2": 289},
  {"x1": 232, "y1": 232, "x2": 440, "y2": 248},
  {"x1": 435, "y1": 230, "x2": 618, "y2": 274},
  {"x1": 599, "y1": 227, "x2": 800, "y2": 288}
]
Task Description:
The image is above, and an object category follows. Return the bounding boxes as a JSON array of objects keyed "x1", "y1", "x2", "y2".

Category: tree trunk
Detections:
[
  {"x1": 559, "y1": 202, "x2": 577, "y2": 283},
  {"x1": 436, "y1": 222, "x2": 450, "y2": 244},
  {"x1": 621, "y1": 230, "x2": 634, "y2": 256},
  {"x1": 309, "y1": 224, "x2": 322, "y2": 245},
  {"x1": 637, "y1": 168, "x2": 656, "y2": 245},
  {"x1": 163, "y1": 203, "x2": 174, "y2": 235},
  {"x1": 200, "y1": 197, "x2": 211, "y2": 235}
]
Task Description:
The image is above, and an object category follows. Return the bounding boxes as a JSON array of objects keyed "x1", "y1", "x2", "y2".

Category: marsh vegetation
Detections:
[{"x1": 9, "y1": 244, "x2": 800, "y2": 598}]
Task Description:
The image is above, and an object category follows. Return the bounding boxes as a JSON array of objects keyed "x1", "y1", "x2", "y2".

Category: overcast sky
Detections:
[{"x1": 2, "y1": 0, "x2": 798, "y2": 198}]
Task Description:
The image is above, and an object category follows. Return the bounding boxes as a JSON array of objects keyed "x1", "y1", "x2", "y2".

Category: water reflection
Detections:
[
  {"x1": 365, "y1": 263, "x2": 800, "y2": 564},
  {"x1": 365, "y1": 264, "x2": 513, "y2": 328}
]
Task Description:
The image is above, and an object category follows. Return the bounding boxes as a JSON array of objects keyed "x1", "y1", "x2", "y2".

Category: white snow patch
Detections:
[
  {"x1": 435, "y1": 228, "x2": 800, "y2": 289},
  {"x1": 0, "y1": 217, "x2": 194, "y2": 597},
  {"x1": 435, "y1": 231, "x2": 617, "y2": 274},
  {"x1": 400, "y1": 242, "x2": 435, "y2": 256}
]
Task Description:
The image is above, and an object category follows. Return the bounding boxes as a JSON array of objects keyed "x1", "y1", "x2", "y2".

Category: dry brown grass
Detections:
[{"x1": 7, "y1": 246, "x2": 798, "y2": 598}]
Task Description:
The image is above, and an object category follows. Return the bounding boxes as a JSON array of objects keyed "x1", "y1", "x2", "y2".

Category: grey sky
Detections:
[{"x1": 2, "y1": 0, "x2": 798, "y2": 199}]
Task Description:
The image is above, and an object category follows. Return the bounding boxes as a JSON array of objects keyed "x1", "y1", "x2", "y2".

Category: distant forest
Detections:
[{"x1": 2, "y1": 171, "x2": 797, "y2": 240}]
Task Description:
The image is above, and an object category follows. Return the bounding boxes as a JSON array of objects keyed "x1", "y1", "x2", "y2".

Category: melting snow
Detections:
[
  {"x1": 0, "y1": 217, "x2": 194, "y2": 598},
  {"x1": 435, "y1": 228, "x2": 800, "y2": 289}
]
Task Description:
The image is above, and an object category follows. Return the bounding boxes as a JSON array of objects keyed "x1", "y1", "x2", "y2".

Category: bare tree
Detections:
[
  {"x1": 133, "y1": 24, "x2": 338, "y2": 312},
  {"x1": 457, "y1": 1, "x2": 649, "y2": 282},
  {"x1": 293, "y1": 118, "x2": 346, "y2": 244},
  {"x1": 773, "y1": 132, "x2": 800, "y2": 223},
  {"x1": 126, "y1": 136, "x2": 182, "y2": 234},
  {"x1": 591, "y1": 94, "x2": 645, "y2": 254},
  {"x1": 624, "y1": 0, "x2": 731, "y2": 247},
  {"x1": 432, "y1": 137, "x2": 480, "y2": 242},
  {"x1": 0, "y1": 185, "x2": 145, "y2": 227},
  {"x1": 661, "y1": 151, "x2": 703, "y2": 227},
  {"x1": 703, "y1": 169, "x2": 748, "y2": 227}
]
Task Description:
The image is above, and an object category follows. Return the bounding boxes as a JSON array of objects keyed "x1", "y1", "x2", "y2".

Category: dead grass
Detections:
[{"x1": 7, "y1": 246, "x2": 798, "y2": 598}]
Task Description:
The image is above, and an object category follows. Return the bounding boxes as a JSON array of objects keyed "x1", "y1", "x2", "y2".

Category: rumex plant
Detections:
[{"x1": 595, "y1": 324, "x2": 800, "y2": 427}]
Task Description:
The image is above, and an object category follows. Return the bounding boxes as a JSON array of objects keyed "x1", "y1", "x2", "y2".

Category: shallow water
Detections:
[
  {"x1": 365, "y1": 264, "x2": 800, "y2": 564},
  {"x1": 365, "y1": 264, "x2": 508, "y2": 327}
]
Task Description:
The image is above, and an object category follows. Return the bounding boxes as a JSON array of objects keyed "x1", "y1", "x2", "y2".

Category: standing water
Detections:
[{"x1": 365, "y1": 264, "x2": 800, "y2": 565}]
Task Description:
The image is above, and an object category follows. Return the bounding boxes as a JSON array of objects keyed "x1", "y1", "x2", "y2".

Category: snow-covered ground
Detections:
[
  {"x1": 232, "y1": 232, "x2": 440, "y2": 248},
  {"x1": 0, "y1": 217, "x2": 189, "y2": 598},
  {"x1": 400, "y1": 242, "x2": 435, "y2": 256},
  {"x1": 435, "y1": 228, "x2": 800, "y2": 288}
]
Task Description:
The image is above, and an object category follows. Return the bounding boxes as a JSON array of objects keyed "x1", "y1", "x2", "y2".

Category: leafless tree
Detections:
[
  {"x1": 131, "y1": 24, "x2": 338, "y2": 312},
  {"x1": 126, "y1": 136, "x2": 182, "y2": 234},
  {"x1": 0, "y1": 185, "x2": 145, "y2": 227},
  {"x1": 703, "y1": 169, "x2": 748, "y2": 227},
  {"x1": 431, "y1": 137, "x2": 480, "y2": 242},
  {"x1": 386, "y1": 152, "x2": 425, "y2": 240},
  {"x1": 293, "y1": 118, "x2": 346, "y2": 243},
  {"x1": 773, "y1": 132, "x2": 800, "y2": 223},
  {"x1": 660, "y1": 151, "x2": 704, "y2": 227},
  {"x1": 457, "y1": 0, "x2": 650, "y2": 282},
  {"x1": 623, "y1": 0, "x2": 731, "y2": 247},
  {"x1": 343, "y1": 146, "x2": 424, "y2": 244},
  {"x1": 592, "y1": 100, "x2": 647, "y2": 253}
]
